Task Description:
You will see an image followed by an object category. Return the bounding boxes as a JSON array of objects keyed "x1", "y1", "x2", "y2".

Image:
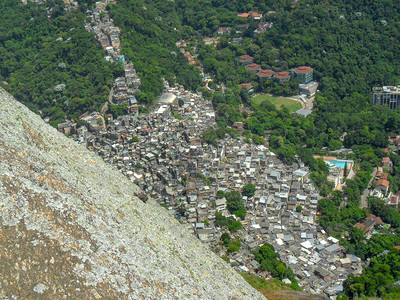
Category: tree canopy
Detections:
[{"x1": 0, "y1": 0, "x2": 123, "y2": 126}]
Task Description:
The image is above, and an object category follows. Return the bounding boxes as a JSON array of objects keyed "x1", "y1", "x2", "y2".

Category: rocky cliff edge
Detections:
[{"x1": 0, "y1": 88, "x2": 264, "y2": 299}]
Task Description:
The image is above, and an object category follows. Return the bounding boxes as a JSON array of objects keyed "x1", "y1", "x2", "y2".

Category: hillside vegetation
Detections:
[{"x1": 0, "y1": 0, "x2": 122, "y2": 126}]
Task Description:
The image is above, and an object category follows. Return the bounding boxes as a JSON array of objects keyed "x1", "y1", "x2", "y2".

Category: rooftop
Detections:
[
  {"x1": 256, "y1": 69, "x2": 275, "y2": 77},
  {"x1": 239, "y1": 83, "x2": 253, "y2": 89},
  {"x1": 373, "y1": 86, "x2": 400, "y2": 93},
  {"x1": 274, "y1": 72, "x2": 290, "y2": 79},
  {"x1": 158, "y1": 93, "x2": 177, "y2": 104},
  {"x1": 300, "y1": 81, "x2": 319, "y2": 90},
  {"x1": 245, "y1": 63, "x2": 261, "y2": 71},
  {"x1": 294, "y1": 66, "x2": 313, "y2": 74}
]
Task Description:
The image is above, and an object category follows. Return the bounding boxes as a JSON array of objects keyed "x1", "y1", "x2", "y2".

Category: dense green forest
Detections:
[
  {"x1": 0, "y1": 0, "x2": 123, "y2": 126},
  {"x1": 164, "y1": 0, "x2": 400, "y2": 176},
  {"x1": 343, "y1": 250, "x2": 400, "y2": 298},
  {"x1": 192, "y1": 0, "x2": 400, "y2": 149},
  {"x1": 107, "y1": 0, "x2": 202, "y2": 105}
]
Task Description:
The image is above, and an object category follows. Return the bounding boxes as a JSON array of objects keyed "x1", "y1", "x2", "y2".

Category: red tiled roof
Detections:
[
  {"x1": 239, "y1": 55, "x2": 253, "y2": 63},
  {"x1": 274, "y1": 71, "x2": 290, "y2": 79},
  {"x1": 381, "y1": 148, "x2": 390, "y2": 154},
  {"x1": 390, "y1": 196, "x2": 399, "y2": 205},
  {"x1": 240, "y1": 55, "x2": 252, "y2": 59},
  {"x1": 237, "y1": 11, "x2": 262, "y2": 18},
  {"x1": 245, "y1": 63, "x2": 261, "y2": 71},
  {"x1": 354, "y1": 223, "x2": 369, "y2": 232},
  {"x1": 294, "y1": 66, "x2": 313, "y2": 74},
  {"x1": 233, "y1": 122, "x2": 244, "y2": 128},
  {"x1": 237, "y1": 13, "x2": 250, "y2": 18},
  {"x1": 377, "y1": 179, "x2": 390, "y2": 187},
  {"x1": 257, "y1": 69, "x2": 275, "y2": 78},
  {"x1": 374, "y1": 216, "x2": 384, "y2": 225},
  {"x1": 382, "y1": 157, "x2": 391, "y2": 163},
  {"x1": 366, "y1": 214, "x2": 385, "y2": 225},
  {"x1": 239, "y1": 83, "x2": 253, "y2": 89},
  {"x1": 376, "y1": 171, "x2": 388, "y2": 180}
]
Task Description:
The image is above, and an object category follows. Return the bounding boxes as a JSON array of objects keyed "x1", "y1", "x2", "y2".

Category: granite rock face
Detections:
[{"x1": 0, "y1": 88, "x2": 264, "y2": 299}]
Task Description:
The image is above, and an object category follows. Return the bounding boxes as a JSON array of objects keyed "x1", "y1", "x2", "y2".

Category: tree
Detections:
[
  {"x1": 109, "y1": 102, "x2": 129, "y2": 117},
  {"x1": 296, "y1": 205, "x2": 303, "y2": 213},
  {"x1": 343, "y1": 161, "x2": 348, "y2": 178},
  {"x1": 215, "y1": 213, "x2": 242, "y2": 232},
  {"x1": 177, "y1": 203, "x2": 186, "y2": 216},
  {"x1": 225, "y1": 191, "x2": 245, "y2": 214},
  {"x1": 329, "y1": 139, "x2": 343, "y2": 150},
  {"x1": 216, "y1": 190, "x2": 225, "y2": 199},
  {"x1": 349, "y1": 227, "x2": 364, "y2": 246},
  {"x1": 228, "y1": 218, "x2": 243, "y2": 232},
  {"x1": 242, "y1": 184, "x2": 256, "y2": 198},
  {"x1": 276, "y1": 263, "x2": 286, "y2": 279},
  {"x1": 129, "y1": 136, "x2": 138, "y2": 143},
  {"x1": 220, "y1": 232, "x2": 231, "y2": 245},
  {"x1": 227, "y1": 244, "x2": 240, "y2": 254}
]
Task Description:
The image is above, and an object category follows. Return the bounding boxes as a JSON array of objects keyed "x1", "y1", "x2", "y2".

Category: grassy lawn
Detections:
[
  {"x1": 241, "y1": 273, "x2": 292, "y2": 291},
  {"x1": 252, "y1": 94, "x2": 302, "y2": 113}
]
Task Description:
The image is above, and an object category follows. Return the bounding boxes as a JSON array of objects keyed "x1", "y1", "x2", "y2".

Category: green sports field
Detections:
[{"x1": 252, "y1": 94, "x2": 302, "y2": 113}]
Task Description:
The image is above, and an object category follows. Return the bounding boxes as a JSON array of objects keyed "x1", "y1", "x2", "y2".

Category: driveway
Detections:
[{"x1": 360, "y1": 167, "x2": 377, "y2": 209}]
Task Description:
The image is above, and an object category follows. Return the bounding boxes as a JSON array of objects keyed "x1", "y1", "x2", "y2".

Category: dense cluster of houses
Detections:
[
  {"x1": 275, "y1": 234, "x2": 362, "y2": 297},
  {"x1": 176, "y1": 40, "x2": 203, "y2": 73},
  {"x1": 85, "y1": 0, "x2": 141, "y2": 104},
  {"x1": 204, "y1": 12, "x2": 274, "y2": 47},
  {"x1": 217, "y1": 21, "x2": 274, "y2": 38},
  {"x1": 25, "y1": 0, "x2": 78, "y2": 12},
  {"x1": 63, "y1": 79, "x2": 362, "y2": 297},
  {"x1": 368, "y1": 147, "x2": 399, "y2": 207}
]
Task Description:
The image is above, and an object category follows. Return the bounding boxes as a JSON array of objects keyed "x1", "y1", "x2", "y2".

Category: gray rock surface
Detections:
[{"x1": 0, "y1": 87, "x2": 264, "y2": 299}]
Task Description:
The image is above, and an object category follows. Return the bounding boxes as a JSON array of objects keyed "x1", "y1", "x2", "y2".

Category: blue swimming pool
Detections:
[{"x1": 325, "y1": 159, "x2": 353, "y2": 169}]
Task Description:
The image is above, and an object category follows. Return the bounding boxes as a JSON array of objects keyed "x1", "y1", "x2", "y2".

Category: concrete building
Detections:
[
  {"x1": 238, "y1": 83, "x2": 254, "y2": 95},
  {"x1": 293, "y1": 66, "x2": 313, "y2": 84},
  {"x1": 158, "y1": 92, "x2": 177, "y2": 106},
  {"x1": 274, "y1": 72, "x2": 290, "y2": 83},
  {"x1": 245, "y1": 63, "x2": 262, "y2": 74},
  {"x1": 372, "y1": 86, "x2": 400, "y2": 109},
  {"x1": 256, "y1": 69, "x2": 275, "y2": 79},
  {"x1": 236, "y1": 55, "x2": 254, "y2": 66},
  {"x1": 299, "y1": 81, "x2": 318, "y2": 96}
]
